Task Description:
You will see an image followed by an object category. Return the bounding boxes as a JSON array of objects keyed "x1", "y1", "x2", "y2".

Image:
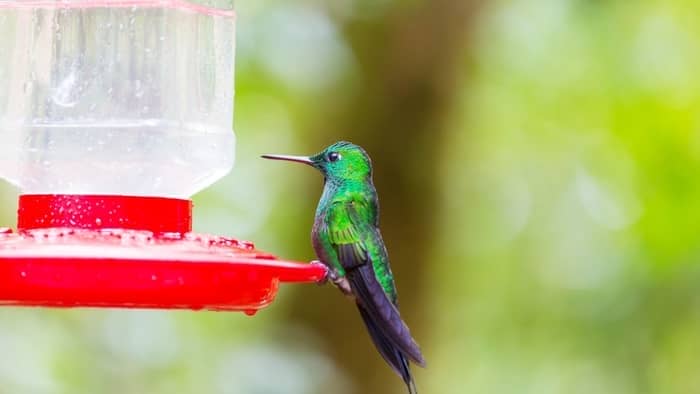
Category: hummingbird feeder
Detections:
[{"x1": 0, "y1": 0, "x2": 326, "y2": 313}]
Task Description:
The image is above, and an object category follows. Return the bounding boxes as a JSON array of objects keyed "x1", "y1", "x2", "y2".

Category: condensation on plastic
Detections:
[{"x1": 0, "y1": 0, "x2": 236, "y2": 197}]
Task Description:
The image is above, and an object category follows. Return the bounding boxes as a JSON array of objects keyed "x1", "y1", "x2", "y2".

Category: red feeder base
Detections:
[{"x1": 0, "y1": 195, "x2": 327, "y2": 312}]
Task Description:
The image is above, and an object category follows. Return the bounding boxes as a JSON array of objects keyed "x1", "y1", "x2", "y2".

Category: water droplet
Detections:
[
  {"x1": 95, "y1": 218, "x2": 102, "y2": 226},
  {"x1": 134, "y1": 80, "x2": 144, "y2": 98},
  {"x1": 244, "y1": 309, "x2": 258, "y2": 316},
  {"x1": 51, "y1": 69, "x2": 79, "y2": 107}
]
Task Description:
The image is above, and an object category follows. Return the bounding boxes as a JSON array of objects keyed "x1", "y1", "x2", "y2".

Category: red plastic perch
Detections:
[{"x1": 0, "y1": 195, "x2": 326, "y2": 313}]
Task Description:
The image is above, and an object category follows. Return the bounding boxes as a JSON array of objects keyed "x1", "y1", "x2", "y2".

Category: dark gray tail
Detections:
[
  {"x1": 346, "y1": 264, "x2": 425, "y2": 366},
  {"x1": 357, "y1": 304, "x2": 418, "y2": 394}
]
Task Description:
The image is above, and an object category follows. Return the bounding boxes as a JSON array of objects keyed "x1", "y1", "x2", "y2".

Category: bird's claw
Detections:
[
  {"x1": 334, "y1": 277, "x2": 354, "y2": 297},
  {"x1": 313, "y1": 260, "x2": 333, "y2": 286},
  {"x1": 327, "y1": 268, "x2": 353, "y2": 296},
  {"x1": 314, "y1": 262, "x2": 351, "y2": 296},
  {"x1": 327, "y1": 268, "x2": 341, "y2": 283}
]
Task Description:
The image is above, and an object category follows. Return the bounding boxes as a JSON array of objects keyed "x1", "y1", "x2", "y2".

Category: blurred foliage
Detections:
[{"x1": 3, "y1": 0, "x2": 700, "y2": 393}]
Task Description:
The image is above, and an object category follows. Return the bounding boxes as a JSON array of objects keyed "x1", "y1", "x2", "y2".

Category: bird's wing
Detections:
[
  {"x1": 325, "y1": 200, "x2": 425, "y2": 366},
  {"x1": 325, "y1": 199, "x2": 372, "y2": 271}
]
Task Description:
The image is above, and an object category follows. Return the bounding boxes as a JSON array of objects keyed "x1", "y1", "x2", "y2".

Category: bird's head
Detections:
[{"x1": 262, "y1": 141, "x2": 372, "y2": 182}]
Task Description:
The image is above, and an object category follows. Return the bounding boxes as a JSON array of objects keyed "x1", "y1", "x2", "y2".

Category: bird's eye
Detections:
[{"x1": 328, "y1": 152, "x2": 341, "y2": 162}]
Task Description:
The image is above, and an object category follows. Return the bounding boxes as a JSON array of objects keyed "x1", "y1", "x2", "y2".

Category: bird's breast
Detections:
[{"x1": 311, "y1": 215, "x2": 325, "y2": 253}]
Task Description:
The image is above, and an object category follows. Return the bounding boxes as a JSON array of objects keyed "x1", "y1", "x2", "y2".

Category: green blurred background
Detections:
[{"x1": 3, "y1": 0, "x2": 700, "y2": 393}]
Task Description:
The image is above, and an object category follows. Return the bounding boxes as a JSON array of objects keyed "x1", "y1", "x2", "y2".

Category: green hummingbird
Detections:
[{"x1": 262, "y1": 141, "x2": 426, "y2": 394}]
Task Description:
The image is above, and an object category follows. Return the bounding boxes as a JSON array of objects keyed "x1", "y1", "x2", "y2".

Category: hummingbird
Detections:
[{"x1": 262, "y1": 141, "x2": 426, "y2": 394}]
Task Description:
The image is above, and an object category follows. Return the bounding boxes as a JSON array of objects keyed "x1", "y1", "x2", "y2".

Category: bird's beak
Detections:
[{"x1": 261, "y1": 154, "x2": 314, "y2": 165}]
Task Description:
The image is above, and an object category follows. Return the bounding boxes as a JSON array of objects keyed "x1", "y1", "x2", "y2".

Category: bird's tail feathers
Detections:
[
  {"x1": 347, "y1": 264, "x2": 426, "y2": 366},
  {"x1": 357, "y1": 303, "x2": 418, "y2": 394}
]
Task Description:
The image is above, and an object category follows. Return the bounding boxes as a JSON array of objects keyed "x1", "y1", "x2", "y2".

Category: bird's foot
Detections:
[
  {"x1": 313, "y1": 260, "x2": 334, "y2": 286},
  {"x1": 333, "y1": 277, "x2": 354, "y2": 298},
  {"x1": 327, "y1": 268, "x2": 353, "y2": 296},
  {"x1": 315, "y1": 262, "x2": 352, "y2": 296}
]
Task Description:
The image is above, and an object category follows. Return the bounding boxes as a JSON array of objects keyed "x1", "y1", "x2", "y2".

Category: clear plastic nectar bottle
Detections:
[{"x1": 0, "y1": 0, "x2": 236, "y2": 198}]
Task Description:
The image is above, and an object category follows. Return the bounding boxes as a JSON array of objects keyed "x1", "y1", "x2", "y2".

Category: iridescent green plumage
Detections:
[{"x1": 262, "y1": 141, "x2": 425, "y2": 394}]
